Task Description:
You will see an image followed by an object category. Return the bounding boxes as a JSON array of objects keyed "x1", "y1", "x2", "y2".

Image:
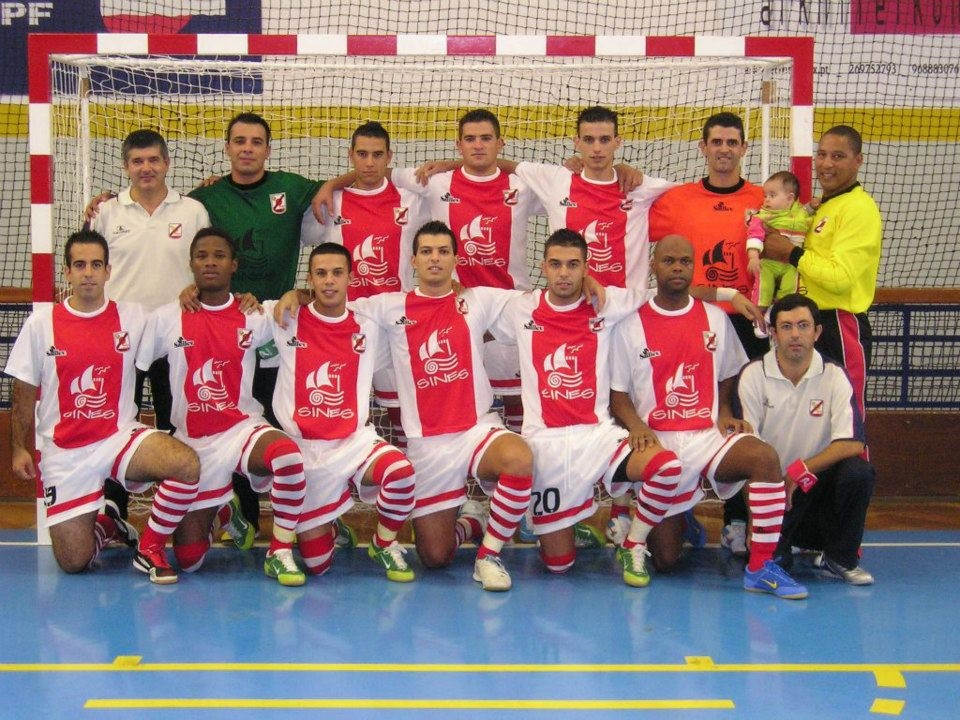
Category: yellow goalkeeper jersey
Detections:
[{"x1": 799, "y1": 183, "x2": 882, "y2": 314}]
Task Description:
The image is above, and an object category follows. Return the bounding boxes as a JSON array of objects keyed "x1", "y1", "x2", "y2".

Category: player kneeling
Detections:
[
  {"x1": 271, "y1": 244, "x2": 416, "y2": 581},
  {"x1": 137, "y1": 228, "x2": 307, "y2": 586},
  {"x1": 7, "y1": 230, "x2": 201, "y2": 584}
]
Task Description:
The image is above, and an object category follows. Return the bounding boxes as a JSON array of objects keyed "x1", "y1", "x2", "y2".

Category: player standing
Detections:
[
  {"x1": 136, "y1": 228, "x2": 308, "y2": 586},
  {"x1": 7, "y1": 230, "x2": 200, "y2": 584}
]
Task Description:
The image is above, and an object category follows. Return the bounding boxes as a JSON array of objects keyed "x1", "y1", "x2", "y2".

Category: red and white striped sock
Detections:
[
  {"x1": 139, "y1": 478, "x2": 199, "y2": 551},
  {"x1": 746, "y1": 480, "x2": 786, "y2": 571},
  {"x1": 627, "y1": 450, "x2": 682, "y2": 546},
  {"x1": 371, "y1": 450, "x2": 416, "y2": 547},
  {"x1": 300, "y1": 531, "x2": 335, "y2": 576},
  {"x1": 540, "y1": 548, "x2": 576, "y2": 574},
  {"x1": 263, "y1": 438, "x2": 306, "y2": 555},
  {"x1": 478, "y1": 473, "x2": 532, "y2": 560}
]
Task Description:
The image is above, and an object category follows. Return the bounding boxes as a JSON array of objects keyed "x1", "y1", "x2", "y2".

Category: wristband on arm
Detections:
[
  {"x1": 785, "y1": 459, "x2": 818, "y2": 493},
  {"x1": 715, "y1": 287, "x2": 737, "y2": 302}
]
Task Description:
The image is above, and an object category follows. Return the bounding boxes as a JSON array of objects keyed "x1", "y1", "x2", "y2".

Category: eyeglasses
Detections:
[{"x1": 775, "y1": 321, "x2": 814, "y2": 333}]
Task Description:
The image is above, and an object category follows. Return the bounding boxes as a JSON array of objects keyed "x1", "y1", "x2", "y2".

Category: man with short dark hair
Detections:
[{"x1": 736, "y1": 293, "x2": 875, "y2": 584}]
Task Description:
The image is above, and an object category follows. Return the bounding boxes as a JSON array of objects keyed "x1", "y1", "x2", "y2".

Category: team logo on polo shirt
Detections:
[
  {"x1": 113, "y1": 331, "x2": 130, "y2": 352},
  {"x1": 237, "y1": 328, "x2": 253, "y2": 349},
  {"x1": 619, "y1": 198, "x2": 634, "y2": 212},
  {"x1": 270, "y1": 193, "x2": 287, "y2": 214},
  {"x1": 809, "y1": 399, "x2": 824, "y2": 417},
  {"x1": 503, "y1": 189, "x2": 519, "y2": 206},
  {"x1": 456, "y1": 297, "x2": 469, "y2": 315},
  {"x1": 702, "y1": 331, "x2": 717, "y2": 352},
  {"x1": 589, "y1": 317, "x2": 605, "y2": 333},
  {"x1": 352, "y1": 333, "x2": 367, "y2": 353},
  {"x1": 168, "y1": 223, "x2": 183, "y2": 239},
  {"x1": 815, "y1": 218, "x2": 828, "y2": 233},
  {"x1": 394, "y1": 206, "x2": 410, "y2": 225}
]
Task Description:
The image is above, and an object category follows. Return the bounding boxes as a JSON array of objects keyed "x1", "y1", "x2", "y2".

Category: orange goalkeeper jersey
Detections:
[{"x1": 648, "y1": 179, "x2": 763, "y2": 313}]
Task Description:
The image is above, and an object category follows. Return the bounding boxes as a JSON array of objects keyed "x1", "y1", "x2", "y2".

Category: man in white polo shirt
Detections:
[
  {"x1": 89, "y1": 129, "x2": 211, "y2": 434},
  {"x1": 736, "y1": 293, "x2": 875, "y2": 584}
]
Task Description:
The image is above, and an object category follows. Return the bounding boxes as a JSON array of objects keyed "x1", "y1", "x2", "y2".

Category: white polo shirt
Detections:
[
  {"x1": 91, "y1": 188, "x2": 210, "y2": 310},
  {"x1": 737, "y1": 349, "x2": 865, "y2": 472}
]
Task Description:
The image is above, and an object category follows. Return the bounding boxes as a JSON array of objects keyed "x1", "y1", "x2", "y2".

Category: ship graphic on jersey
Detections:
[
  {"x1": 701, "y1": 240, "x2": 740, "y2": 284},
  {"x1": 541, "y1": 343, "x2": 595, "y2": 400},
  {"x1": 352, "y1": 235, "x2": 398, "y2": 289},
  {"x1": 581, "y1": 220, "x2": 623, "y2": 274},
  {"x1": 190, "y1": 359, "x2": 230, "y2": 403},
  {"x1": 457, "y1": 215, "x2": 503, "y2": 267},
  {"x1": 664, "y1": 364, "x2": 700, "y2": 408},
  {"x1": 418, "y1": 330, "x2": 460, "y2": 375},
  {"x1": 305, "y1": 362, "x2": 346, "y2": 406},
  {"x1": 68, "y1": 365, "x2": 109, "y2": 410}
]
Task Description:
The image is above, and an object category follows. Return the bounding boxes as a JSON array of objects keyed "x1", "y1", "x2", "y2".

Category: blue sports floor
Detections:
[{"x1": 1, "y1": 531, "x2": 958, "y2": 719}]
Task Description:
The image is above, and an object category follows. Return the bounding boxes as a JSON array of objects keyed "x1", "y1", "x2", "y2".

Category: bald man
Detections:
[{"x1": 610, "y1": 235, "x2": 808, "y2": 599}]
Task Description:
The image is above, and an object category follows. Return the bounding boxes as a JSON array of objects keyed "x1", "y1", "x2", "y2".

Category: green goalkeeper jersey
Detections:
[{"x1": 190, "y1": 171, "x2": 321, "y2": 300}]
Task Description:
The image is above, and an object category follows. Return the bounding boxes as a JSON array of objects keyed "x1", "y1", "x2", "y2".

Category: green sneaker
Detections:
[
  {"x1": 367, "y1": 540, "x2": 416, "y2": 583},
  {"x1": 333, "y1": 518, "x2": 357, "y2": 550},
  {"x1": 616, "y1": 543, "x2": 651, "y2": 588},
  {"x1": 221, "y1": 496, "x2": 255, "y2": 551},
  {"x1": 263, "y1": 548, "x2": 306, "y2": 587},
  {"x1": 573, "y1": 522, "x2": 605, "y2": 549}
]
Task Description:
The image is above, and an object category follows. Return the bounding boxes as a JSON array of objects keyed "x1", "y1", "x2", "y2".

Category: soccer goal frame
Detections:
[{"x1": 26, "y1": 32, "x2": 813, "y2": 541}]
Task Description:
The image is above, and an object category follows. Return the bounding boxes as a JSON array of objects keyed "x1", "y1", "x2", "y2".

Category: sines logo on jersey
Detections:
[
  {"x1": 651, "y1": 363, "x2": 711, "y2": 423},
  {"x1": 187, "y1": 358, "x2": 236, "y2": 413},
  {"x1": 580, "y1": 220, "x2": 623, "y2": 275},
  {"x1": 457, "y1": 215, "x2": 506, "y2": 268},
  {"x1": 297, "y1": 361, "x2": 355, "y2": 420},
  {"x1": 352, "y1": 234, "x2": 399, "y2": 290},
  {"x1": 541, "y1": 343, "x2": 595, "y2": 401},
  {"x1": 416, "y1": 328, "x2": 468, "y2": 388},
  {"x1": 66, "y1": 364, "x2": 115, "y2": 419}
]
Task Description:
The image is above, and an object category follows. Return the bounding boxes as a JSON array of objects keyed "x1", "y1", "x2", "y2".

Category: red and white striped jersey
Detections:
[
  {"x1": 5, "y1": 299, "x2": 145, "y2": 451},
  {"x1": 611, "y1": 297, "x2": 748, "y2": 431},
  {"x1": 491, "y1": 287, "x2": 654, "y2": 435},
  {"x1": 392, "y1": 167, "x2": 542, "y2": 290},
  {"x1": 136, "y1": 297, "x2": 272, "y2": 438},
  {"x1": 515, "y1": 162, "x2": 675, "y2": 288},
  {"x1": 323, "y1": 179, "x2": 425, "y2": 299},
  {"x1": 354, "y1": 286, "x2": 515, "y2": 438},
  {"x1": 268, "y1": 300, "x2": 387, "y2": 441}
]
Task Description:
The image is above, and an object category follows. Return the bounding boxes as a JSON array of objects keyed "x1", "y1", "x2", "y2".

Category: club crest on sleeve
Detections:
[
  {"x1": 809, "y1": 399, "x2": 824, "y2": 417},
  {"x1": 702, "y1": 331, "x2": 717, "y2": 352},
  {"x1": 456, "y1": 297, "x2": 469, "y2": 315},
  {"x1": 352, "y1": 333, "x2": 367, "y2": 353},
  {"x1": 168, "y1": 222, "x2": 183, "y2": 239},
  {"x1": 394, "y1": 206, "x2": 409, "y2": 225},
  {"x1": 589, "y1": 317, "x2": 605, "y2": 333},
  {"x1": 503, "y1": 188, "x2": 519, "y2": 206},
  {"x1": 270, "y1": 192, "x2": 287, "y2": 215},
  {"x1": 619, "y1": 198, "x2": 634, "y2": 212},
  {"x1": 237, "y1": 328, "x2": 253, "y2": 349},
  {"x1": 113, "y1": 331, "x2": 130, "y2": 352},
  {"x1": 815, "y1": 217, "x2": 828, "y2": 233}
]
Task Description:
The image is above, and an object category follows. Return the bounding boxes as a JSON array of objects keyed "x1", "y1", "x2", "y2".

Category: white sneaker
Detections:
[
  {"x1": 473, "y1": 554, "x2": 512, "y2": 592},
  {"x1": 605, "y1": 515, "x2": 631, "y2": 547},
  {"x1": 720, "y1": 521, "x2": 748, "y2": 557}
]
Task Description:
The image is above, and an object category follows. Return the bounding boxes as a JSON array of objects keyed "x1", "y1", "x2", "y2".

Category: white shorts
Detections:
[
  {"x1": 296, "y1": 424, "x2": 398, "y2": 533},
  {"x1": 527, "y1": 422, "x2": 633, "y2": 535},
  {"x1": 405, "y1": 411, "x2": 512, "y2": 519},
  {"x1": 484, "y1": 338, "x2": 521, "y2": 397},
  {"x1": 372, "y1": 366, "x2": 400, "y2": 409},
  {"x1": 38, "y1": 422, "x2": 157, "y2": 526},
  {"x1": 654, "y1": 427, "x2": 750, "y2": 517},
  {"x1": 177, "y1": 417, "x2": 275, "y2": 511}
]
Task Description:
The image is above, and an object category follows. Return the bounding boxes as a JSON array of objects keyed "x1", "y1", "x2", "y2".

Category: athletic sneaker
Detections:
[
  {"x1": 616, "y1": 543, "x2": 651, "y2": 588},
  {"x1": 681, "y1": 510, "x2": 706, "y2": 549},
  {"x1": 368, "y1": 540, "x2": 415, "y2": 582},
  {"x1": 263, "y1": 548, "x2": 306, "y2": 587},
  {"x1": 573, "y1": 522, "x2": 605, "y2": 549},
  {"x1": 104, "y1": 499, "x2": 138, "y2": 548},
  {"x1": 743, "y1": 560, "x2": 808, "y2": 599},
  {"x1": 605, "y1": 515, "x2": 631, "y2": 547},
  {"x1": 819, "y1": 554, "x2": 875, "y2": 585},
  {"x1": 333, "y1": 518, "x2": 357, "y2": 550},
  {"x1": 473, "y1": 554, "x2": 512, "y2": 591},
  {"x1": 221, "y1": 496, "x2": 255, "y2": 551},
  {"x1": 134, "y1": 545, "x2": 178, "y2": 585},
  {"x1": 720, "y1": 520, "x2": 748, "y2": 557}
]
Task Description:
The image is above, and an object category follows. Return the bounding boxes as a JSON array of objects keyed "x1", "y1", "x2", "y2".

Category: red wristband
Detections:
[{"x1": 786, "y1": 459, "x2": 818, "y2": 493}]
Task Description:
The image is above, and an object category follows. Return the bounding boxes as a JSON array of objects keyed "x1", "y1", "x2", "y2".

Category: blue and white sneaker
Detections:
[
  {"x1": 743, "y1": 560, "x2": 808, "y2": 599},
  {"x1": 517, "y1": 508, "x2": 537, "y2": 543}
]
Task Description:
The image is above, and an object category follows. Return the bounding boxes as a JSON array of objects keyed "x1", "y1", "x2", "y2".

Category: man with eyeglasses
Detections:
[{"x1": 735, "y1": 293, "x2": 876, "y2": 585}]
